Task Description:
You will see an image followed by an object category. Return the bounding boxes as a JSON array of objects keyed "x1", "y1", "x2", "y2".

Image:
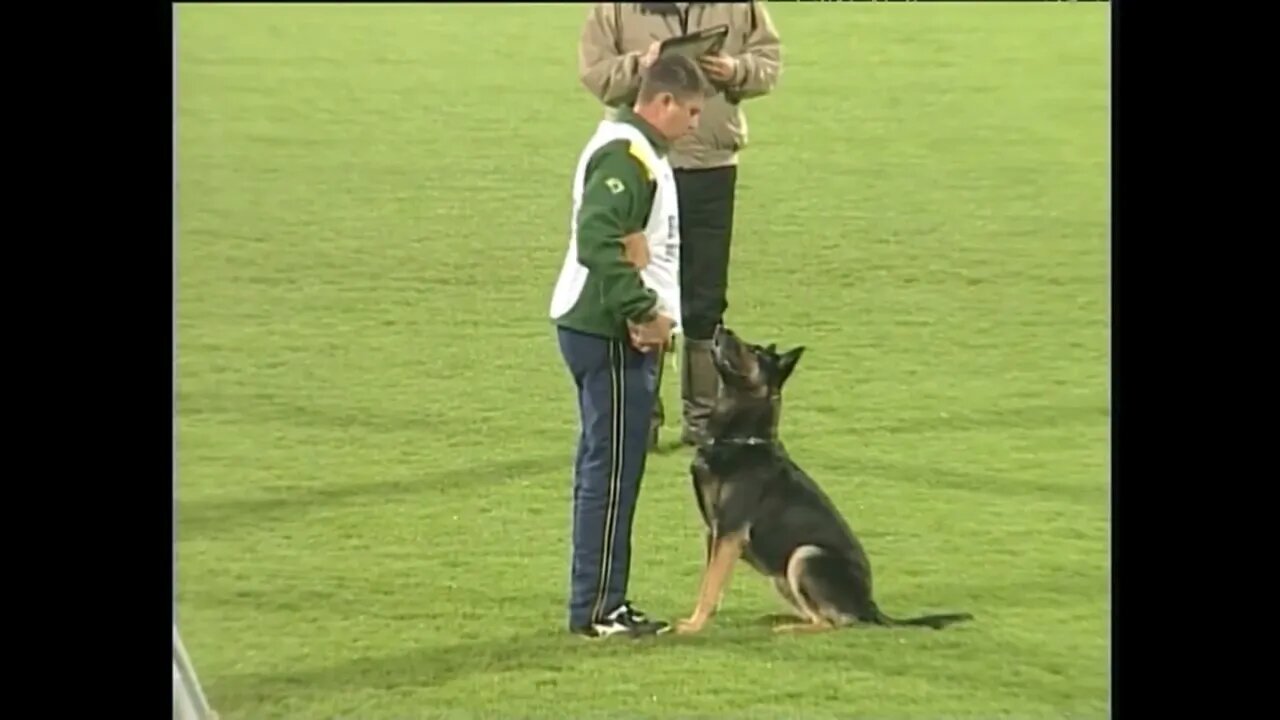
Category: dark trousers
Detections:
[
  {"x1": 557, "y1": 326, "x2": 660, "y2": 628},
  {"x1": 675, "y1": 166, "x2": 737, "y2": 341}
]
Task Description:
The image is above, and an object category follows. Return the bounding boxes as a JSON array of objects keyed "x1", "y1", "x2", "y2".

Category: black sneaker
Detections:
[{"x1": 572, "y1": 602, "x2": 670, "y2": 638}]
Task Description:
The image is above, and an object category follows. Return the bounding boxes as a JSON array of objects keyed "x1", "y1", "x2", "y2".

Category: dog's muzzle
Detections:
[{"x1": 712, "y1": 324, "x2": 732, "y2": 352}]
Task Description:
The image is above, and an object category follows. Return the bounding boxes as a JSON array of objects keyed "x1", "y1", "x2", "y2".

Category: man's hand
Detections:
[
  {"x1": 698, "y1": 53, "x2": 739, "y2": 83},
  {"x1": 640, "y1": 40, "x2": 662, "y2": 70},
  {"x1": 628, "y1": 313, "x2": 674, "y2": 354}
]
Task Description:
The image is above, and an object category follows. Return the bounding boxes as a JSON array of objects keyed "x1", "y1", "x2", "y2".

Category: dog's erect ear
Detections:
[
  {"x1": 765, "y1": 343, "x2": 777, "y2": 356},
  {"x1": 777, "y1": 346, "x2": 805, "y2": 385}
]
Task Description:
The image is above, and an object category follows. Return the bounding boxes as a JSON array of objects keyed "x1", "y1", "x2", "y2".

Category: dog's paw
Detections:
[{"x1": 675, "y1": 618, "x2": 705, "y2": 635}]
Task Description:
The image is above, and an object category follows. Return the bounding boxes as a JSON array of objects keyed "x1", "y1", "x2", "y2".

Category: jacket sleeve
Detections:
[
  {"x1": 575, "y1": 141, "x2": 659, "y2": 324},
  {"x1": 728, "y1": 1, "x2": 782, "y2": 101},
  {"x1": 578, "y1": 3, "x2": 645, "y2": 107}
]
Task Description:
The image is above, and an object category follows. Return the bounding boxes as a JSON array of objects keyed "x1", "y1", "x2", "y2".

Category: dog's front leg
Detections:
[
  {"x1": 677, "y1": 530, "x2": 747, "y2": 634},
  {"x1": 684, "y1": 531, "x2": 719, "y2": 626},
  {"x1": 704, "y1": 532, "x2": 725, "y2": 616}
]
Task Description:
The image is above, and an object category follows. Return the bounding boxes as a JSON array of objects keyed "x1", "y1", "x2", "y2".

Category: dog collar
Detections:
[{"x1": 706, "y1": 436, "x2": 773, "y2": 447}]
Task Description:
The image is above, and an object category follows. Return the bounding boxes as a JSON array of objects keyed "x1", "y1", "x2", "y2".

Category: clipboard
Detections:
[{"x1": 658, "y1": 25, "x2": 729, "y2": 60}]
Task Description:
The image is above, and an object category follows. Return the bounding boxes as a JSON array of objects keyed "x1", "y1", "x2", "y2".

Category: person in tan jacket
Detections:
[{"x1": 578, "y1": 1, "x2": 783, "y2": 448}]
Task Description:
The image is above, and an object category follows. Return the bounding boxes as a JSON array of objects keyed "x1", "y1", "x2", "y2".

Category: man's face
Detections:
[{"x1": 654, "y1": 93, "x2": 703, "y2": 141}]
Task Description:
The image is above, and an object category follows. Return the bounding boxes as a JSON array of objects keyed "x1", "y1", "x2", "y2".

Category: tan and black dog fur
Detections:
[{"x1": 674, "y1": 326, "x2": 974, "y2": 635}]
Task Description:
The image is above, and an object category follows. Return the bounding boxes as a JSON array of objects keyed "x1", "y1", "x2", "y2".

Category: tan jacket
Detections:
[{"x1": 578, "y1": 2, "x2": 782, "y2": 170}]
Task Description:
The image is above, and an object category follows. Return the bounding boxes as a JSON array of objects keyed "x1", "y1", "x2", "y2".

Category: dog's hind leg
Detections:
[
  {"x1": 782, "y1": 548, "x2": 972, "y2": 630},
  {"x1": 772, "y1": 545, "x2": 845, "y2": 634}
]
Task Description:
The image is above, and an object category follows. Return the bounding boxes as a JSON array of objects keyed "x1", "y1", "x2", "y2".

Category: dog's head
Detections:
[
  {"x1": 707, "y1": 325, "x2": 804, "y2": 442},
  {"x1": 711, "y1": 325, "x2": 805, "y2": 399}
]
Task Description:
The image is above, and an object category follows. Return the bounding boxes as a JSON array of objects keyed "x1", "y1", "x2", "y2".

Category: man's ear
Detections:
[{"x1": 777, "y1": 346, "x2": 805, "y2": 385}]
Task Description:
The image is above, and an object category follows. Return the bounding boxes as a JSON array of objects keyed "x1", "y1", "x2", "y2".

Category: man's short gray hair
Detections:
[{"x1": 638, "y1": 53, "x2": 708, "y2": 104}]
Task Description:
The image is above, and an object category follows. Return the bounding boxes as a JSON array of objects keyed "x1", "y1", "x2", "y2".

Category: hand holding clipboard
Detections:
[
  {"x1": 657, "y1": 25, "x2": 729, "y2": 61},
  {"x1": 657, "y1": 25, "x2": 738, "y2": 85}
]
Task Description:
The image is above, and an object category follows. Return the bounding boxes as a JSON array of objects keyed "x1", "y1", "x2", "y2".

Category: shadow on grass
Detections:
[
  {"x1": 207, "y1": 623, "x2": 783, "y2": 711},
  {"x1": 178, "y1": 453, "x2": 569, "y2": 541},
  {"x1": 179, "y1": 400, "x2": 1105, "y2": 543},
  {"x1": 862, "y1": 402, "x2": 1108, "y2": 437}
]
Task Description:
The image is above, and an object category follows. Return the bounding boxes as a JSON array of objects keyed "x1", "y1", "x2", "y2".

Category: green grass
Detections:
[{"x1": 176, "y1": 2, "x2": 1109, "y2": 718}]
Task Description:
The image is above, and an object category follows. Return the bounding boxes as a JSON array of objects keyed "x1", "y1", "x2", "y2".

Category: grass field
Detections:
[{"x1": 176, "y1": 2, "x2": 1110, "y2": 718}]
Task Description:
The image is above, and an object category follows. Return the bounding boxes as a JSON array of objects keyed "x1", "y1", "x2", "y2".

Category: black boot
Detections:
[{"x1": 680, "y1": 338, "x2": 719, "y2": 446}]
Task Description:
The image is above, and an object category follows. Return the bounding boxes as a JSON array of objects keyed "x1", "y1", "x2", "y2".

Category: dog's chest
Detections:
[
  {"x1": 691, "y1": 453, "x2": 722, "y2": 527},
  {"x1": 693, "y1": 450, "x2": 772, "y2": 531},
  {"x1": 740, "y1": 528, "x2": 771, "y2": 575}
]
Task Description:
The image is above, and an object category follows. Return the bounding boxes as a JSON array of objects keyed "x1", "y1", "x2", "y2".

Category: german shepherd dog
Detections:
[{"x1": 674, "y1": 326, "x2": 974, "y2": 635}]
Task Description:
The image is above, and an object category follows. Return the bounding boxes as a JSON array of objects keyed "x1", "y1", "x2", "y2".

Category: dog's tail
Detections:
[{"x1": 867, "y1": 603, "x2": 973, "y2": 630}]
